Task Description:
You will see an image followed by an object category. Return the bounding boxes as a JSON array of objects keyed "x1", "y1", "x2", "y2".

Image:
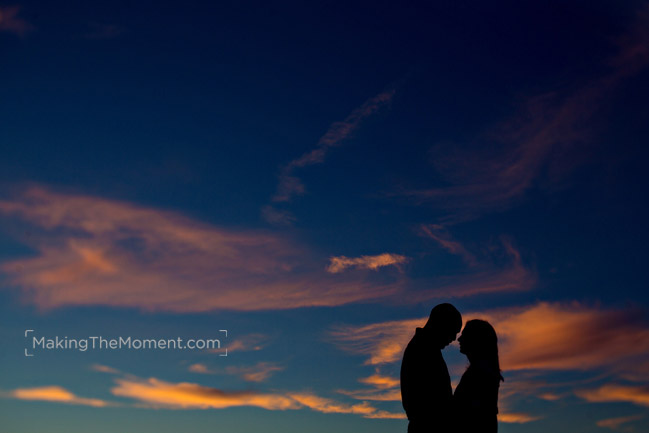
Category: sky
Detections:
[{"x1": 1, "y1": 1, "x2": 649, "y2": 432}]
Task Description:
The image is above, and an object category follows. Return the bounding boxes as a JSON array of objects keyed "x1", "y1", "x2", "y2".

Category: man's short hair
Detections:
[{"x1": 425, "y1": 303, "x2": 462, "y2": 331}]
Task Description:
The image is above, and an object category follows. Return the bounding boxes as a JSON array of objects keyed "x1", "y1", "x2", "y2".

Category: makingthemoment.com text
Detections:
[{"x1": 29, "y1": 335, "x2": 222, "y2": 352}]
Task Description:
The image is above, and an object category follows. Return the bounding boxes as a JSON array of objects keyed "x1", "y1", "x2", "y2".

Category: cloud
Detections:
[
  {"x1": 288, "y1": 393, "x2": 376, "y2": 415},
  {"x1": 420, "y1": 224, "x2": 477, "y2": 266},
  {"x1": 91, "y1": 364, "x2": 122, "y2": 375},
  {"x1": 397, "y1": 7, "x2": 649, "y2": 223},
  {"x1": 338, "y1": 388, "x2": 402, "y2": 402},
  {"x1": 338, "y1": 373, "x2": 402, "y2": 401},
  {"x1": 188, "y1": 363, "x2": 213, "y2": 374},
  {"x1": 478, "y1": 303, "x2": 649, "y2": 372},
  {"x1": 358, "y1": 374, "x2": 400, "y2": 389},
  {"x1": 326, "y1": 253, "x2": 408, "y2": 274},
  {"x1": 271, "y1": 89, "x2": 395, "y2": 203},
  {"x1": 576, "y1": 384, "x2": 649, "y2": 408},
  {"x1": 112, "y1": 377, "x2": 298, "y2": 410},
  {"x1": 110, "y1": 375, "x2": 403, "y2": 418},
  {"x1": 0, "y1": 187, "x2": 400, "y2": 312},
  {"x1": 330, "y1": 302, "x2": 649, "y2": 375},
  {"x1": 189, "y1": 361, "x2": 294, "y2": 383},
  {"x1": 287, "y1": 392, "x2": 404, "y2": 418},
  {"x1": 0, "y1": 6, "x2": 34, "y2": 36},
  {"x1": 225, "y1": 362, "x2": 284, "y2": 382},
  {"x1": 220, "y1": 333, "x2": 269, "y2": 353},
  {"x1": 330, "y1": 317, "x2": 422, "y2": 365},
  {"x1": 363, "y1": 410, "x2": 406, "y2": 419},
  {"x1": 412, "y1": 237, "x2": 536, "y2": 300},
  {"x1": 498, "y1": 412, "x2": 542, "y2": 424},
  {"x1": 260, "y1": 205, "x2": 296, "y2": 226},
  {"x1": 9, "y1": 385, "x2": 109, "y2": 407},
  {"x1": 597, "y1": 414, "x2": 644, "y2": 430},
  {"x1": 537, "y1": 393, "x2": 562, "y2": 401}
]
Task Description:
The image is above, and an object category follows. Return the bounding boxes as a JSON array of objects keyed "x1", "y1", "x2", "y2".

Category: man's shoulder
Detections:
[{"x1": 404, "y1": 328, "x2": 425, "y2": 350}]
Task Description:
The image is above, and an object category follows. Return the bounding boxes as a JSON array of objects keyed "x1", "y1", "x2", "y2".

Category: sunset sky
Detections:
[{"x1": 1, "y1": 1, "x2": 649, "y2": 432}]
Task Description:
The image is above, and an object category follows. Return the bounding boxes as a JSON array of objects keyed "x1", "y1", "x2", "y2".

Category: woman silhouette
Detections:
[{"x1": 454, "y1": 319, "x2": 504, "y2": 433}]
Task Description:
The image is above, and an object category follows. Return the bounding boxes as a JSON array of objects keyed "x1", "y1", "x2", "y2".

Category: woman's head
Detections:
[{"x1": 458, "y1": 319, "x2": 503, "y2": 379}]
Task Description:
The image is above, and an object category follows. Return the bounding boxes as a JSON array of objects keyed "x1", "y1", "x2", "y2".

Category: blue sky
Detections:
[{"x1": 1, "y1": 1, "x2": 649, "y2": 432}]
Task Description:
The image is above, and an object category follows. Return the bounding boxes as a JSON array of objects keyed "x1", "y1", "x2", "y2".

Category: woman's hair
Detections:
[{"x1": 463, "y1": 319, "x2": 504, "y2": 382}]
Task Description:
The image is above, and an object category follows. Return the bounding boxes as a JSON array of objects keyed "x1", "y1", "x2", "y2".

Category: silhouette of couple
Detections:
[{"x1": 401, "y1": 303, "x2": 503, "y2": 433}]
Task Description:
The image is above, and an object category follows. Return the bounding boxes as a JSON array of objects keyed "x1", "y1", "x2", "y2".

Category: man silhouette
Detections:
[{"x1": 400, "y1": 303, "x2": 462, "y2": 433}]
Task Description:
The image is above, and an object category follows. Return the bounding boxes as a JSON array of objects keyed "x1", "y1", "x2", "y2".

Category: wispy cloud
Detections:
[
  {"x1": 226, "y1": 362, "x2": 284, "y2": 382},
  {"x1": 363, "y1": 410, "x2": 406, "y2": 419},
  {"x1": 91, "y1": 364, "x2": 122, "y2": 375},
  {"x1": 112, "y1": 377, "x2": 298, "y2": 410},
  {"x1": 260, "y1": 205, "x2": 296, "y2": 226},
  {"x1": 188, "y1": 363, "x2": 214, "y2": 374},
  {"x1": 272, "y1": 89, "x2": 395, "y2": 203},
  {"x1": 338, "y1": 388, "x2": 402, "y2": 402},
  {"x1": 110, "y1": 375, "x2": 403, "y2": 418},
  {"x1": 8, "y1": 385, "x2": 109, "y2": 407},
  {"x1": 330, "y1": 302, "x2": 649, "y2": 374},
  {"x1": 288, "y1": 393, "x2": 376, "y2": 416},
  {"x1": 326, "y1": 253, "x2": 408, "y2": 274},
  {"x1": 596, "y1": 414, "x2": 644, "y2": 430},
  {"x1": 480, "y1": 303, "x2": 649, "y2": 372},
  {"x1": 263, "y1": 88, "x2": 396, "y2": 225},
  {"x1": 0, "y1": 186, "x2": 400, "y2": 312},
  {"x1": 330, "y1": 317, "x2": 422, "y2": 365},
  {"x1": 220, "y1": 333, "x2": 269, "y2": 353},
  {"x1": 398, "y1": 6, "x2": 649, "y2": 223},
  {"x1": 576, "y1": 384, "x2": 649, "y2": 408},
  {"x1": 0, "y1": 6, "x2": 34, "y2": 36},
  {"x1": 420, "y1": 224, "x2": 477, "y2": 266},
  {"x1": 358, "y1": 374, "x2": 400, "y2": 389},
  {"x1": 411, "y1": 237, "x2": 536, "y2": 301},
  {"x1": 498, "y1": 412, "x2": 542, "y2": 424},
  {"x1": 189, "y1": 361, "x2": 285, "y2": 381},
  {"x1": 338, "y1": 373, "x2": 402, "y2": 402}
]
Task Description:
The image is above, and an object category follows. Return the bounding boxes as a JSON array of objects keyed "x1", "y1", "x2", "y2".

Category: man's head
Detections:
[{"x1": 423, "y1": 303, "x2": 462, "y2": 349}]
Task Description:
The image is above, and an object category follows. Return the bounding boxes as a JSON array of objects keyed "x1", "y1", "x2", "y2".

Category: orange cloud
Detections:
[
  {"x1": 364, "y1": 410, "x2": 406, "y2": 419},
  {"x1": 338, "y1": 372, "x2": 402, "y2": 402},
  {"x1": 0, "y1": 6, "x2": 34, "y2": 36},
  {"x1": 188, "y1": 363, "x2": 213, "y2": 374},
  {"x1": 91, "y1": 364, "x2": 122, "y2": 375},
  {"x1": 220, "y1": 333, "x2": 269, "y2": 353},
  {"x1": 338, "y1": 388, "x2": 402, "y2": 402},
  {"x1": 288, "y1": 393, "x2": 376, "y2": 415},
  {"x1": 498, "y1": 412, "x2": 542, "y2": 424},
  {"x1": 0, "y1": 187, "x2": 400, "y2": 312},
  {"x1": 112, "y1": 377, "x2": 298, "y2": 410},
  {"x1": 596, "y1": 414, "x2": 644, "y2": 430},
  {"x1": 10, "y1": 385, "x2": 108, "y2": 407},
  {"x1": 537, "y1": 392, "x2": 562, "y2": 401},
  {"x1": 358, "y1": 374, "x2": 400, "y2": 389},
  {"x1": 331, "y1": 302, "x2": 649, "y2": 376},
  {"x1": 326, "y1": 253, "x2": 408, "y2": 273},
  {"x1": 576, "y1": 384, "x2": 649, "y2": 408},
  {"x1": 111, "y1": 376, "x2": 401, "y2": 419},
  {"x1": 226, "y1": 362, "x2": 284, "y2": 382},
  {"x1": 476, "y1": 303, "x2": 649, "y2": 372},
  {"x1": 330, "y1": 317, "x2": 422, "y2": 365}
]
